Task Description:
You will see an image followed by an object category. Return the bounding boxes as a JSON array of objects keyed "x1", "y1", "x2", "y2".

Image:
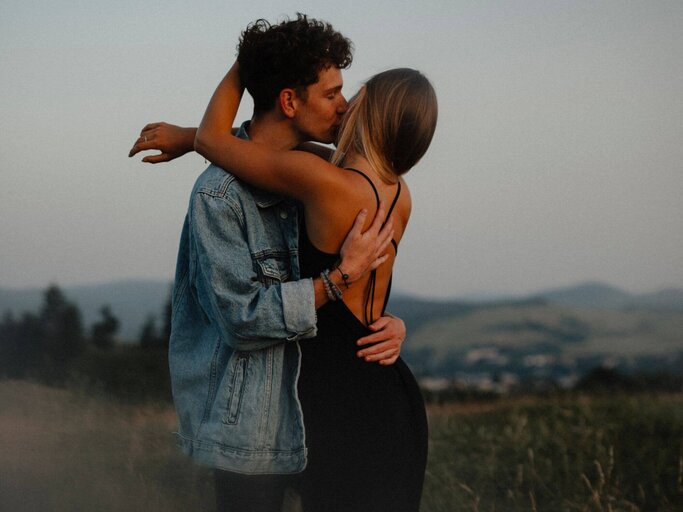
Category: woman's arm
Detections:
[
  {"x1": 129, "y1": 123, "x2": 248, "y2": 164},
  {"x1": 294, "y1": 142, "x2": 334, "y2": 161},
  {"x1": 127, "y1": 123, "x2": 334, "y2": 164},
  {"x1": 195, "y1": 62, "x2": 342, "y2": 201},
  {"x1": 129, "y1": 123, "x2": 197, "y2": 163}
]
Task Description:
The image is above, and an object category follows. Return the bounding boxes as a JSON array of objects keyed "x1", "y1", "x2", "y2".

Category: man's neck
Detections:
[{"x1": 247, "y1": 110, "x2": 302, "y2": 151}]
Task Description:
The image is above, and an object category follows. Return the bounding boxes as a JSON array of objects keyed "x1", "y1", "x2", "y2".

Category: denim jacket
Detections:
[{"x1": 169, "y1": 124, "x2": 317, "y2": 474}]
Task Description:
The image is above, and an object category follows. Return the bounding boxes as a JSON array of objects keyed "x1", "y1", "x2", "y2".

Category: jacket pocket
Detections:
[
  {"x1": 223, "y1": 353, "x2": 249, "y2": 425},
  {"x1": 255, "y1": 255, "x2": 291, "y2": 285}
]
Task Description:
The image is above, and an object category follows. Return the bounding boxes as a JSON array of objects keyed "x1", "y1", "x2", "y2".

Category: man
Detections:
[{"x1": 129, "y1": 15, "x2": 406, "y2": 511}]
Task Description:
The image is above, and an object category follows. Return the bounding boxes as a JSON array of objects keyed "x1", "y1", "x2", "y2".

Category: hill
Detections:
[
  {"x1": 402, "y1": 301, "x2": 683, "y2": 384},
  {"x1": 532, "y1": 281, "x2": 683, "y2": 310},
  {"x1": 2, "y1": 280, "x2": 682, "y2": 371}
]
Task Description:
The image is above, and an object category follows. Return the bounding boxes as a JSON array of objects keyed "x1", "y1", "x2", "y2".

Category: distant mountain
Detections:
[
  {"x1": 386, "y1": 296, "x2": 473, "y2": 332},
  {"x1": 0, "y1": 280, "x2": 171, "y2": 341},
  {"x1": 394, "y1": 281, "x2": 683, "y2": 312},
  {"x1": 532, "y1": 281, "x2": 632, "y2": 309},
  {"x1": 387, "y1": 295, "x2": 545, "y2": 333},
  {"x1": 2, "y1": 279, "x2": 682, "y2": 342},
  {"x1": 633, "y1": 288, "x2": 683, "y2": 310},
  {"x1": 532, "y1": 281, "x2": 683, "y2": 311}
]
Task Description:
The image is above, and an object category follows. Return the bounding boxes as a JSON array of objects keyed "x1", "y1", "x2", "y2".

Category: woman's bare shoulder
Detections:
[
  {"x1": 302, "y1": 169, "x2": 393, "y2": 253},
  {"x1": 294, "y1": 155, "x2": 364, "y2": 196},
  {"x1": 398, "y1": 177, "x2": 412, "y2": 220}
]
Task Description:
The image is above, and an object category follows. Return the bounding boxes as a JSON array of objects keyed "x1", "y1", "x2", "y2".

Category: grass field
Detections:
[
  {"x1": 424, "y1": 396, "x2": 683, "y2": 511},
  {"x1": 1, "y1": 381, "x2": 681, "y2": 511}
]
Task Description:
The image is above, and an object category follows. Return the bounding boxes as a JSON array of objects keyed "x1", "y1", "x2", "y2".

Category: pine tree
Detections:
[
  {"x1": 139, "y1": 314, "x2": 159, "y2": 347},
  {"x1": 39, "y1": 285, "x2": 85, "y2": 381},
  {"x1": 91, "y1": 305, "x2": 120, "y2": 350}
]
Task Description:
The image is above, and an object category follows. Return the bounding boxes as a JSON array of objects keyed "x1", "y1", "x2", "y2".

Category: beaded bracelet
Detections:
[
  {"x1": 321, "y1": 269, "x2": 343, "y2": 301},
  {"x1": 323, "y1": 269, "x2": 343, "y2": 301},
  {"x1": 320, "y1": 272, "x2": 337, "y2": 301}
]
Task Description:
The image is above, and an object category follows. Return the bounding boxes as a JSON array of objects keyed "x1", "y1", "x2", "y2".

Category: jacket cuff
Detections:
[{"x1": 281, "y1": 278, "x2": 317, "y2": 340}]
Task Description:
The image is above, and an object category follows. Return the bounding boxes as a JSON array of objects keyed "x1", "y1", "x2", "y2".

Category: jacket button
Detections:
[{"x1": 280, "y1": 210, "x2": 288, "y2": 219}]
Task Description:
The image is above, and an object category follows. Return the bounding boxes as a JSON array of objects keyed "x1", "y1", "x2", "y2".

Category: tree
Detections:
[
  {"x1": 0, "y1": 311, "x2": 19, "y2": 377},
  {"x1": 39, "y1": 285, "x2": 85, "y2": 381},
  {"x1": 1, "y1": 309, "x2": 49, "y2": 379},
  {"x1": 91, "y1": 305, "x2": 120, "y2": 350},
  {"x1": 139, "y1": 314, "x2": 159, "y2": 347}
]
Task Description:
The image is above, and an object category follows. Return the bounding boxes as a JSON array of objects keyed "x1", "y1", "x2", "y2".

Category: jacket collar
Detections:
[
  {"x1": 237, "y1": 121, "x2": 285, "y2": 208},
  {"x1": 252, "y1": 189, "x2": 285, "y2": 208}
]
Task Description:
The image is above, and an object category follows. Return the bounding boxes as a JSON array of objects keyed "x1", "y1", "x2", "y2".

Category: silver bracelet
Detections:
[
  {"x1": 321, "y1": 269, "x2": 343, "y2": 301},
  {"x1": 320, "y1": 270, "x2": 337, "y2": 301}
]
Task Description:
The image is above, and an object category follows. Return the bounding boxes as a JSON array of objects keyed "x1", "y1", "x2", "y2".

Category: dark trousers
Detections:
[{"x1": 214, "y1": 469, "x2": 294, "y2": 512}]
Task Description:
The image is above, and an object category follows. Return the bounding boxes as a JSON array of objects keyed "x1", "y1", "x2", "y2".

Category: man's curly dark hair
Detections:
[{"x1": 237, "y1": 14, "x2": 353, "y2": 113}]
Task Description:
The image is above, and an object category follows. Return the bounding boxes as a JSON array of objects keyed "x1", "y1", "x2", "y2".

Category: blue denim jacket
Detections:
[{"x1": 169, "y1": 124, "x2": 317, "y2": 474}]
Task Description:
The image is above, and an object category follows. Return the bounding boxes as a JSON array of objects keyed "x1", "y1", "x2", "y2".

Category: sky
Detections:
[{"x1": 1, "y1": 0, "x2": 682, "y2": 299}]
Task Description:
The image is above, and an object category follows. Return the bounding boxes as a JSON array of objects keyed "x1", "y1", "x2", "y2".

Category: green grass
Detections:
[
  {"x1": 424, "y1": 395, "x2": 683, "y2": 511},
  {"x1": 1, "y1": 381, "x2": 681, "y2": 511}
]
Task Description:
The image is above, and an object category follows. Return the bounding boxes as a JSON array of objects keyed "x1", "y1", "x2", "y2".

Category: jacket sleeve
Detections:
[{"x1": 190, "y1": 190, "x2": 317, "y2": 351}]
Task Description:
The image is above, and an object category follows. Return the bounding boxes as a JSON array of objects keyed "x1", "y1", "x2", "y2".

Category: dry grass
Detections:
[
  {"x1": 0, "y1": 381, "x2": 213, "y2": 512},
  {"x1": 1, "y1": 381, "x2": 681, "y2": 512}
]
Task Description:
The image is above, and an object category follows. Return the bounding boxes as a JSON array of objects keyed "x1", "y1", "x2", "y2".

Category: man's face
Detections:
[{"x1": 293, "y1": 66, "x2": 348, "y2": 144}]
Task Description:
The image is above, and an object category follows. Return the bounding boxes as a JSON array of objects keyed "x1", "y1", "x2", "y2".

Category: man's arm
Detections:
[
  {"x1": 313, "y1": 204, "x2": 394, "y2": 309},
  {"x1": 355, "y1": 313, "x2": 405, "y2": 365},
  {"x1": 191, "y1": 190, "x2": 392, "y2": 351}
]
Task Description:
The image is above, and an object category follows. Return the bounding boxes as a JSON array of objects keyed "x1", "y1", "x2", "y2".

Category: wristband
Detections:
[{"x1": 335, "y1": 266, "x2": 351, "y2": 289}]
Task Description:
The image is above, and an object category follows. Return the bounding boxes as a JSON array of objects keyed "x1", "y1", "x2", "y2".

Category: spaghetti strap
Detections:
[
  {"x1": 344, "y1": 167, "x2": 380, "y2": 206},
  {"x1": 386, "y1": 180, "x2": 402, "y2": 227},
  {"x1": 345, "y1": 168, "x2": 401, "y2": 229},
  {"x1": 344, "y1": 168, "x2": 402, "y2": 324}
]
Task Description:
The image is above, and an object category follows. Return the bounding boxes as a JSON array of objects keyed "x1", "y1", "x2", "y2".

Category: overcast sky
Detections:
[{"x1": 1, "y1": 0, "x2": 682, "y2": 298}]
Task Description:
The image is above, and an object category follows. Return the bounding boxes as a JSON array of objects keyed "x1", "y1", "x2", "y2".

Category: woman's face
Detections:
[{"x1": 293, "y1": 66, "x2": 348, "y2": 144}]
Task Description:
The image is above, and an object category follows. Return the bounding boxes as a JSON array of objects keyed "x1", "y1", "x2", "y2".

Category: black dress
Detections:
[{"x1": 297, "y1": 169, "x2": 428, "y2": 512}]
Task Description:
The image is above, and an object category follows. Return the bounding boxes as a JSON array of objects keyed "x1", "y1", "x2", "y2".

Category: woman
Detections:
[{"x1": 195, "y1": 61, "x2": 437, "y2": 511}]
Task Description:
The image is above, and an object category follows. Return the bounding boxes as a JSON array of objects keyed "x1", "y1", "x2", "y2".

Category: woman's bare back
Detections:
[{"x1": 302, "y1": 166, "x2": 411, "y2": 325}]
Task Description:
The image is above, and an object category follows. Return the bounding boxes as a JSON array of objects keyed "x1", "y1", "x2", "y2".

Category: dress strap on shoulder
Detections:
[
  {"x1": 387, "y1": 181, "x2": 401, "y2": 222},
  {"x1": 344, "y1": 167, "x2": 402, "y2": 226},
  {"x1": 344, "y1": 167, "x2": 380, "y2": 207}
]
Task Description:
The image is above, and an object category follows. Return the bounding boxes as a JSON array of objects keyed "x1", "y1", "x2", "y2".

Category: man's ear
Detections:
[{"x1": 279, "y1": 88, "x2": 298, "y2": 119}]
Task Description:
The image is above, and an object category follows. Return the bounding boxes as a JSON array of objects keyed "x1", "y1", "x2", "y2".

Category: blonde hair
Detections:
[{"x1": 332, "y1": 68, "x2": 438, "y2": 183}]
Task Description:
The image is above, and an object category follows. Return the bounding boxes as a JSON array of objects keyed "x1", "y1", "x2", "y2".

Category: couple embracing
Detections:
[{"x1": 129, "y1": 14, "x2": 437, "y2": 512}]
